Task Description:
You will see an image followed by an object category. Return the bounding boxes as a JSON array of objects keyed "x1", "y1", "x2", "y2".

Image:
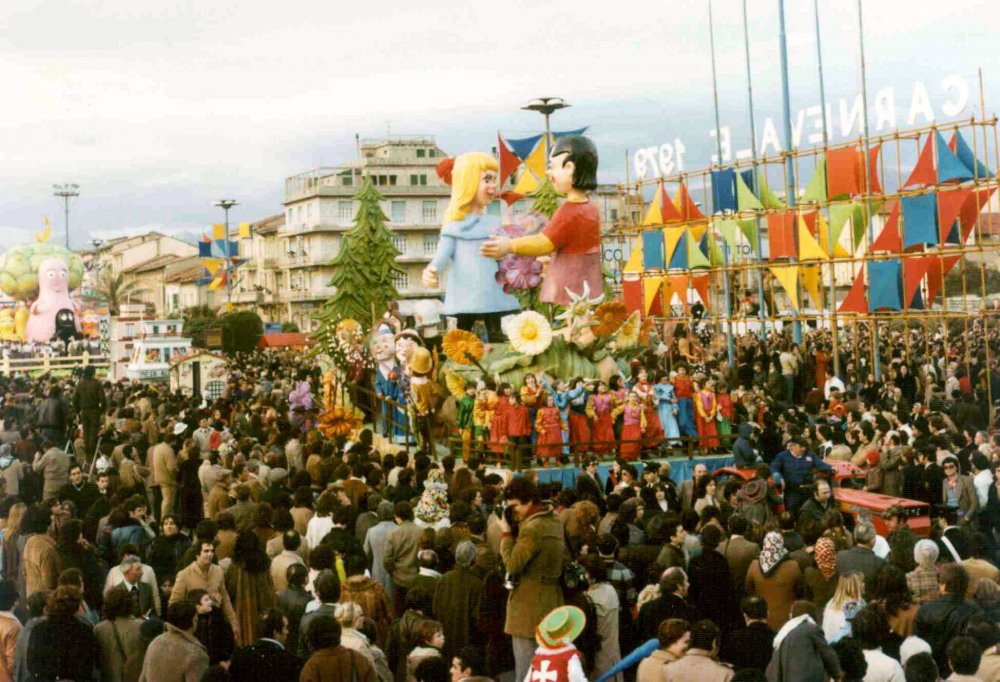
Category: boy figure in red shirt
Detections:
[
  {"x1": 481, "y1": 136, "x2": 602, "y2": 306},
  {"x1": 506, "y1": 393, "x2": 532, "y2": 470}
]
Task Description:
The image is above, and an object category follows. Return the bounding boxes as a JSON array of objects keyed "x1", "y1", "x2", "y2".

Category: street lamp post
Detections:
[
  {"x1": 521, "y1": 97, "x2": 570, "y2": 159},
  {"x1": 53, "y1": 184, "x2": 80, "y2": 248},
  {"x1": 213, "y1": 199, "x2": 239, "y2": 310}
]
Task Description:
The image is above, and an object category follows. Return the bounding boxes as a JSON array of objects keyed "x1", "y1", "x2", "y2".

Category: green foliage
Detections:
[
  {"x1": 943, "y1": 259, "x2": 1000, "y2": 298},
  {"x1": 314, "y1": 176, "x2": 402, "y2": 351},
  {"x1": 0, "y1": 244, "x2": 85, "y2": 301},
  {"x1": 85, "y1": 269, "x2": 146, "y2": 315},
  {"x1": 281, "y1": 321, "x2": 300, "y2": 333},
  {"x1": 183, "y1": 305, "x2": 217, "y2": 349},
  {"x1": 529, "y1": 177, "x2": 563, "y2": 219},
  {"x1": 220, "y1": 310, "x2": 263, "y2": 354}
]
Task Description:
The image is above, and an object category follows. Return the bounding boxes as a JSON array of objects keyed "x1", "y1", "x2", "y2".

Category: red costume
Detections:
[
  {"x1": 616, "y1": 403, "x2": 645, "y2": 461},
  {"x1": 489, "y1": 395, "x2": 510, "y2": 454},
  {"x1": 535, "y1": 406, "x2": 565, "y2": 460},
  {"x1": 673, "y1": 375, "x2": 693, "y2": 398},
  {"x1": 507, "y1": 403, "x2": 531, "y2": 438},
  {"x1": 694, "y1": 389, "x2": 719, "y2": 448},
  {"x1": 528, "y1": 646, "x2": 586, "y2": 682},
  {"x1": 539, "y1": 200, "x2": 603, "y2": 306},
  {"x1": 634, "y1": 380, "x2": 664, "y2": 447},
  {"x1": 588, "y1": 393, "x2": 615, "y2": 453}
]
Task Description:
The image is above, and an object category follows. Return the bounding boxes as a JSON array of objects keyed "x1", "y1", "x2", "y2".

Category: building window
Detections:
[
  {"x1": 170, "y1": 294, "x2": 179, "y2": 310},
  {"x1": 423, "y1": 235, "x2": 439, "y2": 256},
  {"x1": 378, "y1": 175, "x2": 388, "y2": 186},
  {"x1": 389, "y1": 175, "x2": 397, "y2": 186},
  {"x1": 610, "y1": 208, "x2": 619, "y2": 221},
  {"x1": 410, "y1": 174, "x2": 418, "y2": 186},
  {"x1": 342, "y1": 175, "x2": 352, "y2": 186},
  {"x1": 421, "y1": 201, "x2": 437, "y2": 222},
  {"x1": 392, "y1": 236, "x2": 408, "y2": 254},
  {"x1": 416, "y1": 149, "x2": 426, "y2": 158},
  {"x1": 391, "y1": 201, "x2": 406, "y2": 222},
  {"x1": 392, "y1": 270, "x2": 409, "y2": 291},
  {"x1": 428, "y1": 149, "x2": 436, "y2": 158},
  {"x1": 338, "y1": 201, "x2": 353, "y2": 222},
  {"x1": 419, "y1": 174, "x2": 427, "y2": 186},
  {"x1": 204, "y1": 380, "x2": 225, "y2": 400}
]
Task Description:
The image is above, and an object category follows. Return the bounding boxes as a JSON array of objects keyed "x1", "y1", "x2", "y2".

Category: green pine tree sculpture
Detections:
[
  {"x1": 315, "y1": 176, "x2": 402, "y2": 345},
  {"x1": 529, "y1": 176, "x2": 563, "y2": 218}
]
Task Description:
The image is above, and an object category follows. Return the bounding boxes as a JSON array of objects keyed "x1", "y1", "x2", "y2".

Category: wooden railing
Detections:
[{"x1": 0, "y1": 353, "x2": 111, "y2": 376}]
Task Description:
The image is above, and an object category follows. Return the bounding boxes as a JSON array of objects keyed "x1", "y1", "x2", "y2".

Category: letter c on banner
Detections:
[{"x1": 941, "y1": 75, "x2": 969, "y2": 118}]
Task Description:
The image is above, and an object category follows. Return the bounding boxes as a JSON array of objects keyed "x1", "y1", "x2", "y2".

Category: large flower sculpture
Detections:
[
  {"x1": 613, "y1": 311, "x2": 642, "y2": 349},
  {"x1": 317, "y1": 404, "x2": 363, "y2": 439},
  {"x1": 507, "y1": 310, "x2": 554, "y2": 356},
  {"x1": 555, "y1": 281, "x2": 604, "y2": 329},
  {"x1": 442, "y1": 329, "x2": 484, "y2": 366},
  {"x1": 592, "y1": 301, "x2": 628, "y2": 338},
  {"x1": 495, "y1": 214, "x2": 545, "y2": 293}
]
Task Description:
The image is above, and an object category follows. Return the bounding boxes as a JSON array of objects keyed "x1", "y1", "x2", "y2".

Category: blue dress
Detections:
[
  {"x1": 428, "y1": 213, "x2": 520, "y2": 315},
  {"x1": 654, "y1": 382, "x2": 680, "y2": 440}
]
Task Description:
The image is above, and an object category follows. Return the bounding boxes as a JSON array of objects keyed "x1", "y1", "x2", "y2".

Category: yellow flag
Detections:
[
  {"x1": 524, "y1": 139, "x2": 547, "y2": 180},
  {"x1": 513, "y1": 169, "x2": 539, "y2": 195},
  {"x1": 797, "y1": 216, "x2": 829, "y2": 261},
  {"x1": 690, "y1": 223, "x2": 708, "y2": 243},
  {"x1": 642, "y1": 188, "x2": 663, "y2": 226},
  {"x1": 238, "y1": 222, "x2": 251, "y2": 239},
  {"x1": 770, "y1": 265, "x2": 801, "y2": 313},
  {"x1": 800, "y1": 265, "x2": 822, "y2": 307},
  {"x1": 212, "y1": 224, "x2": 226, "y2": 240},
  {"x1": 623, "y1": 238, "x2": 643, "y2": 274},
  {"x1": 643, "y1": 277, "x2": 663, "y2": 315},
  {"x1": 818, "y1": 213, "x2": 849, "y2": 257}
]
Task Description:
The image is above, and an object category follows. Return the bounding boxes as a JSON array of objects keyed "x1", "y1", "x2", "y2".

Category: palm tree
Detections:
[{"x1": 87, "y1": 269, "x2": 145, "y2": 315}]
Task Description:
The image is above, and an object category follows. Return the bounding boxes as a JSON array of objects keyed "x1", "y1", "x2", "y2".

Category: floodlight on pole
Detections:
[
  {"x1": 53, "y1": 183, "x2": 80, "y2": 248},
  {"x1": 213, "y1": 199, "x2": 239, "y2": 309},
  {"x1": 521, "y1": 97, "x2": 570, "y2": 158}
]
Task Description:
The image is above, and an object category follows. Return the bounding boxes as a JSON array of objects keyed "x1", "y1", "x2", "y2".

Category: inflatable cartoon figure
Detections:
[
  {"x1": 288, "y1": 375, "x2": 314, "y2": 434},
  {"x1": 371, "y1": 331, "x2": 405, "y2": 440},
  {"x1": 422, "y1": 153, "x2": 520, "y2": 341},
  {"x1": 0, "y1": 309, "x2": 14, "y2": 341},
  {"x1": 26, "y1": 257, "x2": 80, "y2": 342},
  {"x1": 13, "y1": 303, "x2": 27, "y2": 342},
  {"x1": 482, "y1": 136, "x2": 602, "y2": 306},
  {"x1": 81, "y1": 309, "x2": 99, "y2": 338}
]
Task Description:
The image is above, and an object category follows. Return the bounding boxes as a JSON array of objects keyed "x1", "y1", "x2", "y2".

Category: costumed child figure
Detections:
[
  {"x1": 422, "y1": 153, "x2": 520, "y2": 342},
  {"x1": 613, "y1": 392, "x2": 646, "y2": 461},
  {"x1": 654, "y1": 373, "x2": 681, "y2": 445},
  {"x1": 566, "y1": 378, "x2": 592, "y2": 457},
  {"x1": 632, "y1": 368, "x2": 663, "y2": 452},
  {"x1": 505, "y1": 393, "x2": 531, "y2": 470},
  {"x1": 587, "y1": 381, "x2": 615, "y2": 454},
  {"x1": 371, "y1": 331, "x2": 405, "y2": 442},
  {"x1": 520, "y1": 373, "x2": 545, "y2": 444},
  {"x1": 481, "y1": 136, "x2": 603, "y2": 307},
  {"x1": 694, "y1": 377, "x2": 719, "y2": 450},
  {"x1": 716, "y1": 382, "x2": 734, "y2": 446},
  {"x1": 394, "y1": 329, "x2": 423, "y2": 443},
  {"x1": 527, "y1": 605, "x2": 589, "y2": 682},
  {"x1": 672, "y1": 365, "x2": 697, "y2": 438},
  {"x1": 408, "y1": 347, "x2": 437, "y2": 456},
  {"x1": 472, "y1": 384, "x2": 495, "y2": 458},
  {"x1": 535, "y1": 395, "x2": 566, "y2": 467},
  {"x1": 489, "y1": 383, "x2": 512, "y2": 462},
  {"x1": 608, "y1": 375, "x2": 628, "y2": 441},
  {"x1": 455, "y1": 382, "x2": 476, "y2": 461}
]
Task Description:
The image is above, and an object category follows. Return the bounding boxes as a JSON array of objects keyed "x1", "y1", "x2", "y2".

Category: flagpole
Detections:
[
  {"x1": 708, "y1": 0, "x2": 736, "y2": 367},
  {"x1": 777, "y1": 0, "x2": 803, "y2": 345},
  {"x1": 813, "y1": 0, "x2": 841, "y2": 378},
  {"x1": 741, "y1": 0, "x2": 769, "y2": 343},
  {"x1": 856, "y1": 0, "x2": 881, "y2": 379}
]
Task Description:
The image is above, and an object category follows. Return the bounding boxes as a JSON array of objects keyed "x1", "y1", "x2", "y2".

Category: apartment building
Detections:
[{"x1": 280, "y1": 136, "x2": 451, "y2": 331}]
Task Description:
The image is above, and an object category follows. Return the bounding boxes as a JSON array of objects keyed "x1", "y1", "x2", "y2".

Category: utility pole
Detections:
[
  {"x1": 53, "y1": 184, "x2": 80, "y2": 248},
  {"x1": 213, "y1": 199, "x2": 239, "y2": 311},
  {"x1": 522, "y1": 97, "x2": 570, "y2": 159}
]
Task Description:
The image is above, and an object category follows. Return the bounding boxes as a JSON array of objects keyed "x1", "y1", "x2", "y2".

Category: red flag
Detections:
[
  {"x1": 959, "y1": 186, "x2": 997, "y2": 241},
  {"x1": 903, "y1": 135, "x2": 936, "y2": 188},
  {"x1": 903, "y1": 256, "x2": 934, "y2": 308},
  {"x1": 871, "y1": 203, "x2": 901, "y2": 252},
  {"x1": 768, "y1": 211, "x2": 798, "y2": 260},
  {"x1": 676, "y1": 183, "x2": 705, "y2": 222},
  {"x1": 937, "y1": 187, "x2": 973, "y2": 243},
  {"x1": 690, "y1": 275, "x2": 711, "y2": 311},
  {"x1": 838, "y1": 269, "x2": 868, "y2": 314},
  {"x1": 498, "y1": 135, "x2": 521, "y2": 187},
  {"x1": 623, "y1": 278, "x2": 644, "y2": 315},
  {"x1": 667, "y1": 275, "x2": 690, "y2": 313},
  {"x1": 659, "y1": 184, "x2": 685, "y2": 223}
]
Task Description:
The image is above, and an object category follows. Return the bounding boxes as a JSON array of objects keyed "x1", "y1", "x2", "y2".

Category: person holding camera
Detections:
[{"x1": 497, "y1": 476, "x2": 565, "y2": 682}]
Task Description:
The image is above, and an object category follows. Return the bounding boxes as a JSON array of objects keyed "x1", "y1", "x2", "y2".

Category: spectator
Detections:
[
  {"x1": 384, "y1": 501, "x2": 423, "y2": 616},
  {"x1": 637, "y1": 618, "x2": 690, "y2": 682},
  {"x1": 914, "y1": 563, "x2": 982, "y2": 675},
  {"x1": 766, "y1": 600, "x2": 841, "y2": 682},
  {"x1": 170, "y1": 540, "x2": 239, "y2": 641},
  {"x1": 431, "y1": 541, "x2": 481, "y2": 660},
  {"x1": 849, "y1": 606, "x2": 904, "y2": 681},
  {"x1": 906, "y1": 540, "x2": 940, "y2": 605},
  {"x1": 26, "y1": 586, "x2": 99, "y2": 681},
  {"x1": 94, "y1": 582, "x2": 145, "y2": 682},
  {"x1": 663, "y1": 619, "x2": 733, "y2": 682},
  {"x1": 277, "y1": 562, "x2": 311, "y2": 656},
  {"x1": 635, "y1": 567, "x2": 700, "y2": 642},
  {"x1": 835, "y1": 523, "x2": 885, "y2": 598},
  {"x1": 744, "y1": 531, "x2": 802, "y2": 631},
  {"x1": 823, "y1": 572, "x2": 866, "y2": 642},
  {"x1": 719, "y1": 595, "x2": 773, "y2": 673},
  {"x1": 0, "y1": 581, "x2": 20, "y2": 681},
  {"x1": 903, "y1": 652, "x2": 940, "y2": 682},
  {"x1": 945, "y1": 636, "x2": 983, "y2": 682},
  {"x1": 188, "y1": 587, "x2": 236, "y2": 666}
]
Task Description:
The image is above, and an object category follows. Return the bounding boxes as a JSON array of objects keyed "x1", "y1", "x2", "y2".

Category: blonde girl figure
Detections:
[{"x1": 422, "y1": 154, "x2": 520, "y2": 342}]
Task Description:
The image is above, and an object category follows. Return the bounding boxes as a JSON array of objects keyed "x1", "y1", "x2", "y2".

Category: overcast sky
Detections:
[{"x1": 1, "y1": 0, "x2": 998, "y2": 247}]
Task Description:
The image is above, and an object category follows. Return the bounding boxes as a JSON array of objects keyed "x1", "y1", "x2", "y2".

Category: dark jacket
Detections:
[
  {"x1": 733, "y1": 423, "x2": 759, "y2": 468},
  {"x1": 147, "y1": 533, "x2": 193, "y2": 587},
  {"x1": 108, "y1": 581, "x2": 157, "y2": 618},
  {"x1": 636, "y1": 593, "x2": 700, "y2": 643},
  {"x1": 721, "y1": 621, "x2": 774, "y2": 672},
  {"x1": 835, "y1": 546, "x2": 884, "y2": 596},
  {"x1": 765, "y1": 618, "x2": 840, "y2": 682},
  {"x1": 27, "y1": 615, "x2": 99, "y2": 681},
  {"x1": 688, "y1": 549, "x2": 739, "y2": 633},
  {"x1": 915, "y1": 594, "x2": 983, "y2": 674},
  {"x1": 798, "y1": 497, "x2": 834, "y2": 525},
  {"x1": 228, "y1": 638, "x2": 302, "y2": 682},
  {"x1": 194, "y1": 606, "x2": 236, "y2": 665},
  {"x1": 74, "y1": 377, "x2": 108, "y2": 413},
  {"x1": 278, "y1": 586, "x2": 311, "y2": 653}
]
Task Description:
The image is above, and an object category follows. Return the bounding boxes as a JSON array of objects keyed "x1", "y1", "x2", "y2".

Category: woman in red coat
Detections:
[
  {"x1": 614, "y1": 393, "x2": 646, "y2": 461},
  {"x1": 489, "y1": 383, "x2": 512, "y2": 459},
  {"x1": 588, "y1": 381, "x2": 616, "y2": 453}
]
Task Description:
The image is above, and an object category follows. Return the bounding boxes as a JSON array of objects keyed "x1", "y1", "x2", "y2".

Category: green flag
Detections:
[
  {"x1": 738, "y1": 219, "x2": 758, "y2": 251},
  {"x1": 758, "y1": 172, "x2": 786, "y2": 209},
  {"x1": 851, "y1": 201, "x2": 883, "y2": 248},
  {"x1": 687, "y1": 232, "x2": 711, "y2": 269},
  {"x1": 715, "y1": 219, "x2": 741, "y2": 254},
  {"x1": 828, "y1": 202, "x2": 855, "y2": 247},
  {"x1": 800, "y1": 158, "x2": 828, "y2": 203},
  {"x1": 736, "y1": 172, "x2": 763, "y2": 211}
]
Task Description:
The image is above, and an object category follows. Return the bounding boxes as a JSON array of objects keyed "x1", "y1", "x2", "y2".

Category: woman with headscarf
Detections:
[
  {"x1": 744, "y1": 531, "x2": 803, "y2": 631},
  {"x1": 803, "y1": 536, "x2": 839, "y2": 609}
]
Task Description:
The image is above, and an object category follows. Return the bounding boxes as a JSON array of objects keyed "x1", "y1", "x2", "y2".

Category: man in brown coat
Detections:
[
  {"x1": 497, "y1": 476, "x2": 564, "y2": 682},
  {"x1": 170, "y1": 541, "x2": 239, "y2": 640},
  {"x1": 151, "y1": 432, "x2": 178, "y2": 521},
  {"x1": 382, "y1": 501, "x2": 422, "y2": 614},
  {"x1": 299, "y1": 615, "x2": 376, "y2": 682},
  {"x1": 22, "y1": 507, "x2": 58, "y2": 598},
  {"x1": 139, "y1": 599, "x2": 209, "y2": 682},
  {"x1": 716, "y1": 514, "x2": 760, "y2": 599}
]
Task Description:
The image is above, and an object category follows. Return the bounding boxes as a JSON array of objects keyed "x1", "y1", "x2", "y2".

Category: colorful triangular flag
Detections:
[
  {"x1": 715, "y1": 219, "x2": 740, "y2": 254},
  {"x1": 934, "y1": 129, "x2": 974, "y2": 183},
  {"x1": 523, "y1": 139, "x2": 547, "y2": 180},
  {"x1": 663, "y1": 226, "x2": 686, "y2": 266},
  {"x1": 212, "y1": 224, "x2": 226, "y2": 241},
  {"x1": 770, "y1": 265, "x2": 800, "y2": 313},
  {"x1": 951, "y1": 131, "x2": 994, "y2": 179},
  {"x1": 800, "y1": 265, "x2": 822, "y2": 308},
  {"x1": 736, "y1": 171, "x2": 763, "y2": 211},
  {"x1": 506, "y1": 134, "x2": 543, "y2": 162},
  {"x1": 903, "y1": 135, "x2": 936, "y2": 188},
  {"x1": 938, "y1": 188, "x2": 973, "y2": 245},
  {"x1": 838, "y1": 269, "x2": 868, "y2": 314},
  {"x1": 818, "y1": 213, "x2": 849, "y2": 257},
  {"x1": 871, "y1": 203, "x2": 902, "y2": 253},
  {"x1": 643, "y1": 276, "x2": 664, "y2": 315},
  {"x1": 797, "y1": 215, "x2": 828, "y2": 260},
  {"x1": 675, "y1": 183, "x2": 705, "y2": 222},
  {"x1": 513, "y1": 169, "x2": 540, "y2": 195},
  {"x1": 238, "y1": 222, "x2": 251, "y2": 239},
  {"x1": 498, "y1": 135, "x2": 521, "y2": 186},
  {"x1": 686, "y1": 231, "x2": 711, "y2": 269},
  {"x1": 800, "y1": 158, "x2": 827, "y2": 203}
]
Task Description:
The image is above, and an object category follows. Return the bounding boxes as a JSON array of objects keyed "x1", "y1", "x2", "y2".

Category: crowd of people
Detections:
[{"x1": 0, "y1": 325, "x2": 993, "y2": 682}]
